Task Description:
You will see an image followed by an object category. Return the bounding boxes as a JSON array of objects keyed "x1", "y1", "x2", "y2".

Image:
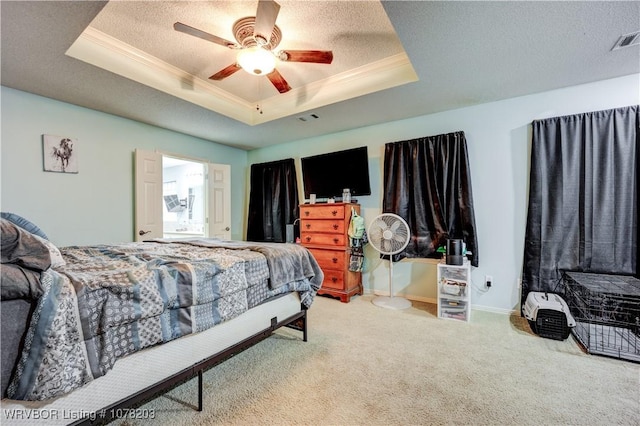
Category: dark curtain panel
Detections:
[
  {"x1": 522, "y1": 105, "x2": 639, "y2": 303},
  {"x1": 382, "y1": 131, "x2": 479, "y2": 266},
  {"x1": 247, "y1": 159, "x2": 299, "y2": 242}
]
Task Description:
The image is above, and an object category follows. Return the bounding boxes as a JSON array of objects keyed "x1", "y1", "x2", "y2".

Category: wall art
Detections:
[{"x1": 43, "y1": 134, "x2": 78, "y2": 173}]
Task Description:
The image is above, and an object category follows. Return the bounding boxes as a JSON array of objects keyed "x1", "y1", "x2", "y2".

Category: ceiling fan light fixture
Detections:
[{"x1": 237, "y1": 46, "x2": 276, "y2": 75}]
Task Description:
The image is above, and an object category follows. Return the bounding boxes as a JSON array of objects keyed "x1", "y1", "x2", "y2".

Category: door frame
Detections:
[{"x1": 134, "y1": 149, "x2": 231, "y2": 241}]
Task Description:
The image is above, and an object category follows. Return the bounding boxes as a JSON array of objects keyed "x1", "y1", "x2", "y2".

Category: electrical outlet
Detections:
[{"x1": 485, "y1": 275, "x2": 493, "y2": 289}]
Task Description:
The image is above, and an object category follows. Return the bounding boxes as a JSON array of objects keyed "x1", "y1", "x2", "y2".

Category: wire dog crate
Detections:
[{"x1": 563, "y1": 272, "x2": 640, "y2": 363}]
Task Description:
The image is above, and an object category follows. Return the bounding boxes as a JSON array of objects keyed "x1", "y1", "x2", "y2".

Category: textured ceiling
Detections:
[
  {"x1": 87, "y1": 1, "x2": 405, "y2": 102},
  {"x1": 68, "y1": 1, "x2": 416, "y2": 125},
  {"x1": 2, "y1": 1, "x2": 639, "y2": 150}
]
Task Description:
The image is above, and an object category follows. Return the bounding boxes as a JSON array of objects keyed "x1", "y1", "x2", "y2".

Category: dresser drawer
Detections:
[
  {"x1": 301, "y1": 232, "x2": 345, "y2": 247},
  {"x1": 321, "y1": 270, "x2": 345, "y2": 290},
  {"x1": 300, "y1": 205, "x2": 345, "y2": 219},
  {"x1": 300, "y1": 219, "x2": 344, "y2": 234},
  {"x1": 308, "y1": 248, "x2": 346, "y2": 270}
]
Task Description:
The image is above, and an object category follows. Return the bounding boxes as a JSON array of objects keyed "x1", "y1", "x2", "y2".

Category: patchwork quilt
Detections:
[{"x1": 7, "y1": 241, "x2": 322, "y2": 401}]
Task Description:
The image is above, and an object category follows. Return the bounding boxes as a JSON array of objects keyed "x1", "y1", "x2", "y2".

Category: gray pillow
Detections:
[
  {"x1": 1, "y1": 264, "x2": 43, "y2": 300},
  {"x1": 0, "y1": 212, "x2": 48, "y2": 240},
  {"x1": 0, "y1": 219, "x2": 52, "y2": 271}
]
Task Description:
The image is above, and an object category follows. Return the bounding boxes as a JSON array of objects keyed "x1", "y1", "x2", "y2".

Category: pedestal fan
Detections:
[{"x1": 368, "y1": 213, "x2": 411, "y2": 310}]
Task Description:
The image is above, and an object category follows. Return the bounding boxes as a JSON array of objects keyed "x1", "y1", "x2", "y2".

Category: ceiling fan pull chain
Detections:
[{"x1": 256, "y1": 78, "x2": 264, "y2": 114}]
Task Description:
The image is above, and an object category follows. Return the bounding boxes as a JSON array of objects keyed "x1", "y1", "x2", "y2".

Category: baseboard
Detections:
[
  {"x1": 364, "y1": 289, "x2": 437, "y2": 305},
  {"x1": 363, "y1": 289, "x2": 518, "y2": 315},
  {"x1": 471, "y1": 304, "x2": 519, "y2": 316}
]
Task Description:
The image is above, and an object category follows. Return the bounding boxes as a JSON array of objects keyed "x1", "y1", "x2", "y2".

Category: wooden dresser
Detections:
[{"x1": 299, "y1": 202, "x2": 362, "y2": 303}]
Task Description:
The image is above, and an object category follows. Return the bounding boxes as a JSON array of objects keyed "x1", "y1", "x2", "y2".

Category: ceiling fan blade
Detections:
[
  {"x1": 174, "y1": 22, "x2": 239, "y2": 49},
  {"x1": 267, "y1": 69, "x2": 291, "y2": 93},
  {"x1": 279, "y1": 50, "x2": 333, "y2": 64},
  {"x1": 254, "y1": 0, "x2": 280, "y2": 45},
  {"x1": 209, "y1": 63, "x2": 242, "y2": 80}
]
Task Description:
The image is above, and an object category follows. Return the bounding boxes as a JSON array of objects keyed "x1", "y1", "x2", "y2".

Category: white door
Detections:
[
  {"x1": 207, "y1": 163, "x2": 231, "y2": 239},
  {"x1": 134, "y1": 149, "x2": 163, "y2": 241}
]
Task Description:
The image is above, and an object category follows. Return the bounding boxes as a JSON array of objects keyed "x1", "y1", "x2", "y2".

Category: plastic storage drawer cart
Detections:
[
  {"x1": 523, "y1": 292, "x2": 575, "y2": 340},
  {"x1": 563, "y1": 272, "x2": 640, "y2": 362}
]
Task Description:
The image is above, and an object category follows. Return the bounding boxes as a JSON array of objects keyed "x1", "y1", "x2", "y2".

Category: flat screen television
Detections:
[{"x1": 301, "y1": 146, "x2": 371, "y2": 199}]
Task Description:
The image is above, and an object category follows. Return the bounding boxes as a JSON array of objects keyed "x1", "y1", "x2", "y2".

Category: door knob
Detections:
[
  {"x1": 225, "y1": 227, "x2": 230, "y2": 231},
  {"x1": 139, "y1": 230, "x2": 151, "y2": 236}
]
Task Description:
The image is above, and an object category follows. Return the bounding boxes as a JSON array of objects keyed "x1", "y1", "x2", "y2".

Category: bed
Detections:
[{"x1": 0, "y1": 215, "x2": 323, "y2": 425}]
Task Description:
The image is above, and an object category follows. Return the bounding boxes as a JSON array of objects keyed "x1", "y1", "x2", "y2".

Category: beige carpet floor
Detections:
[{"x1": 115, "y1": 294, "x2": 640, "y2": 425}]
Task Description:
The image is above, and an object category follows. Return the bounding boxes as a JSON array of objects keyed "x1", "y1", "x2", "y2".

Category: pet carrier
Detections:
[
  {"x1": 523, "y1": 291, "x2": 575, "y2": 340},
  {"x1": 563, "y1": 272, "x2": 640, "y2": 363}
]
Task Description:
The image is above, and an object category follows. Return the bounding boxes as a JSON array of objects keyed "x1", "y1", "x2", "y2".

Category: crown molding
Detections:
[{"x1": 67, "y1": 27, "x2": 417, "y2": 125}]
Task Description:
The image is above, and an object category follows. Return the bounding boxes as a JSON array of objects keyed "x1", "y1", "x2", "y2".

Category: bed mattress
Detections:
[{"x1": 1, "y1": 291, "x2": 302, "y2": 426}]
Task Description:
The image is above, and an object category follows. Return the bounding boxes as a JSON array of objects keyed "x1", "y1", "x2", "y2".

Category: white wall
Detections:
[
  {"x1": 1, "y1": 87, "x2": 248, "y2": 246},
  {"x1": 247, "y1": 74, "x2": 640, "y2": 313},
  {"x1": 2, "y1": 75, "x2": 638, "y2": 313}
]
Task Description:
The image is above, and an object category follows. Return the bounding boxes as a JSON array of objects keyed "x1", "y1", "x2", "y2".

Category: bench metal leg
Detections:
[{"x1": 197, "y1": 370, "x2": 203, "y2": 412}]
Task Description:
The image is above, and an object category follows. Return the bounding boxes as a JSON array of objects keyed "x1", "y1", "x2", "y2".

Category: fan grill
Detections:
[{"x1": 368, "y1": 214, "x2": 410, "y2": 255}]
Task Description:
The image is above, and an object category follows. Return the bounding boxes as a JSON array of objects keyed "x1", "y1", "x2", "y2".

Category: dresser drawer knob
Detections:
[
  {"x1": 306, "y1": 236, "x2": 311, "y2": 242},
  {"x1": 333, "y1": 238, "x2": 339, "y2": 244},
  {"x1": 331, "y1": 277, "x2": 338, "y2": 283},
  {"x1": 305, "y1": 223, "x2": 311, "y2": 229},
  {"x1": 332, "y1": 257, "x2": 338, "y2": 263},
  {"x1": 332, "y1": 224, "x2": 338, "y2": 230},
  {"x1": 304, "y1": 211, "x2": 310, "y2": 216},
  {"x1": 332, "y1": 210, "x2": 338, "y2": 216}
]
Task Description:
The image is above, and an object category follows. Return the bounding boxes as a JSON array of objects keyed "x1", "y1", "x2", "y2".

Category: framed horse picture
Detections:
[{"x1": 43, "y1": 134, "x2": 78, "y2": 173}]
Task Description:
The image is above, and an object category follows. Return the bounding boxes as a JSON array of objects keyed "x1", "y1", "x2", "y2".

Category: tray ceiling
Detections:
[{"x1": 67, "y1": 1, "x2": 418, "y2": 125}]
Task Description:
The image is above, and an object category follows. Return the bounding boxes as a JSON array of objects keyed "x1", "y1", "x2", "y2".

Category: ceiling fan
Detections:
[{"x1": 173, "y1": 0, "x2": 333, "y2": 94}]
